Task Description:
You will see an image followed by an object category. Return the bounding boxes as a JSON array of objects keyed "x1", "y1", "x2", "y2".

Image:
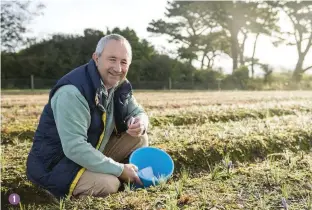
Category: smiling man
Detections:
[{"x1": 26, "y1": 34, "x2": 149, "y2": 200}]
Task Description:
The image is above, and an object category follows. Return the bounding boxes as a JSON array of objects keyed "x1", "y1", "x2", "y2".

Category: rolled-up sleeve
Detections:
[{"x1": 51, "y1": 85, "x2": 124, "y2": 177}]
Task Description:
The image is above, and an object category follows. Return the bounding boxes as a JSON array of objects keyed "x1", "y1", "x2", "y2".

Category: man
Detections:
[{"x1": 26, "y1": 34, "x2": 149, "y2": 200}]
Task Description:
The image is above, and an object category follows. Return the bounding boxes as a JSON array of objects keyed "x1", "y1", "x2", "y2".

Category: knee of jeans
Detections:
[
  {"x1": 138, "y1": 133, "x2": 149, "y2": 147},
  {"x1": 123, "y1": 132, "x2": 149, "y2": 147},
  {"x1": 102, "y1": 176, "x2": 120, "y2": 195}
]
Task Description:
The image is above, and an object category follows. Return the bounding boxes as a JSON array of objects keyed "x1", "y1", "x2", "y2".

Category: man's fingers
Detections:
[
  {"x1": 130, "y1": 164, "x2": 138, "y2": 172},
  {"x1": 128, "y1": 127, "x2": 141, "y2": 133},
  {"x1": 128, "y1": 117, "x2": 140, "y2": 128},
  {"x1": 134, "y1": 174, "x2": 143, "y2": 186},
  {"x1": 128, "y1": 125, "x2": 144, "y2": 132},
  {"x1": 127, "y1": 123, "x2": 144, "y2": 137},
  {"x1": 130, "y1": 165, "x2": 143, "y2": 185},
  {"x1": 128, "y1": 131, "x2": 142, "y2": 137},
  {"x1": 126, "y1": 130, "x2": 138, "y2": 137},
  {"x1": 128, "y1": 122, "x2": 140, "y2": 129}
]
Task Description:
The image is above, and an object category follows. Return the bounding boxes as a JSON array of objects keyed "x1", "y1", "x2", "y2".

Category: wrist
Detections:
[{"x1": 117, "y1": 163, "x2": 125, "y2": 177}]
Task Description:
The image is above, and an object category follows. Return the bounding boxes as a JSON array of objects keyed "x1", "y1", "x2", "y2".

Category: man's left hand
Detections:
[{"x1": 126, "y1": 117, "x2": 145, "y2": 137}]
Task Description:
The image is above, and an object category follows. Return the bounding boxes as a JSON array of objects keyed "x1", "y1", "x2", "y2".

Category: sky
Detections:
[{"x1": 28, "y1": 0, "x2": 312, "y2": 75}]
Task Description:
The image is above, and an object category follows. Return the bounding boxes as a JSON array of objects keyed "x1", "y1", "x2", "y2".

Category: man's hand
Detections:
[
  {"x1": 126, "y1": 116, "x2": 145, "y2": 137},
  {"x1": 119, "y1": 164, "x2": 143, "y2": 185}
]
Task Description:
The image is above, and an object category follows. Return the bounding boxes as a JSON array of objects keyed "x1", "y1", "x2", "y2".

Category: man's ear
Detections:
[{"x1": 92, "y1": 53, "x2": 98, "y2": 66}]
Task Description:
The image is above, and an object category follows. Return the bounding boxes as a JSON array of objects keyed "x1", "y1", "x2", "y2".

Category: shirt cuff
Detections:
[{"x1": 108, "y1": 159, "x2": 124, "y2": 177}]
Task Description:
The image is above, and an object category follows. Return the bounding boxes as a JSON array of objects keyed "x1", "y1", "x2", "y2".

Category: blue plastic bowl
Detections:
[{"x1": 129, "y1": 147, "x2": 174, "y2": 188}]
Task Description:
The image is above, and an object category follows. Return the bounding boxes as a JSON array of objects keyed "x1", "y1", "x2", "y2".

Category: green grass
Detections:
[
  {"x1": 151, "y1": 114, "x2": 312, "y2": 171},
  {"x1": 2, "y1": 139, "x2": 311, "y2": 209},
  {"x1": 1, "y1": 91, "x2": 312, "y2": 209}
]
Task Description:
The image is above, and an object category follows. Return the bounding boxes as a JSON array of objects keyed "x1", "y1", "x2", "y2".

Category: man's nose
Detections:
[{"x1": 114, "y1": 62, "x2": 122, "y2": 72}]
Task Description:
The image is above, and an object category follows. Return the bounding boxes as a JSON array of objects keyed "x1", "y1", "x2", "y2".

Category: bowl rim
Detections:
[{"x1": 129, "y1": 146, "x2": 174, "y2": 181}]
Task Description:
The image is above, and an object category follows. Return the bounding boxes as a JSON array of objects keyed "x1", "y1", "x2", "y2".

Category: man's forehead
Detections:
[{"x1": 103, "y1": 40, "x2": 130, "y2": 59}]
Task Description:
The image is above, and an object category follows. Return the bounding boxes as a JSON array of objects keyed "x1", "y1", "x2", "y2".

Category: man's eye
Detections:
[{"x1": 109, "y1": 58, "x2": 116, "y2": 61}]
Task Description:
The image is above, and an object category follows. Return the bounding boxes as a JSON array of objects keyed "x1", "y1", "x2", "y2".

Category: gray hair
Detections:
[{"x1": 95, "y1": 34, "x2": 132, "y2": 61}]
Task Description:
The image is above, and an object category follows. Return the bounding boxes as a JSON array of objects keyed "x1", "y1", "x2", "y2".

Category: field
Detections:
[{"x1": 1, "y1": 90, "x2": 312, "y2": 210}]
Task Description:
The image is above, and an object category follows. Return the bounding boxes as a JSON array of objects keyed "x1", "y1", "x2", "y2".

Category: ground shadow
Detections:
[{"x1": 1, "y1": 178, "x2": 57, "y2": 209}]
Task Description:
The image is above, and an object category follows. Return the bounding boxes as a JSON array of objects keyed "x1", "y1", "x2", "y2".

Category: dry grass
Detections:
[{"x1": 1, "y1": 90, "x2": 312, "y2": 209}]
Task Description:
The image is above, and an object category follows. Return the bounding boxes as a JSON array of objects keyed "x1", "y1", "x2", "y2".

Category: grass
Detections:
[
  {"x1": 1, "y1": 90, "x2": 312, "y2": 209},
  {"x1": 1, "y1": 89, "x2": 50, "y2": 95}
]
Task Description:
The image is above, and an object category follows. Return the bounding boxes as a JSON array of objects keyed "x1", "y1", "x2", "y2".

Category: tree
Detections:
[
  {"x1": 141, "y1": 54, "x2": 174, "y2": 81},
  {"x1": 205, "y1": 1, "x2": 279, "y2": 72},
  {"x1": 147, "y1": 2, "x2": 222, "y2": 67},
  {"x1": 248, "y1": 2, "x2": 280, "y2": 78},
  {"x1": 260, "y1": 64, "x2": 273, "y2": 84},
  {"x1": 197, "y1": 31, "x2": 230, "y2": 69},
  {"x1": 80, "y1": 28, "x2": 105, "y2": 62},
  {"x1": 148, "y1": 1, "x2": 278, "y2": 73},
  {"x1": 232, "y1": 65, "x2": 249, "y2": 89},
  {"x1": 1, "y1": 27, "x2": 159, "y2": 83},
  {"x1": 270, "y1": 2, "x2": 312, "y2": 82},
  {"x1": 1, "y1": 0, "x2": 45, "y2": 52},
  {"x1": 279, "y1": 2, "x2": 312, "y2": 82}
]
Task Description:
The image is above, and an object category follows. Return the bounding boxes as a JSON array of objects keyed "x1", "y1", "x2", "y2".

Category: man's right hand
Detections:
[{"x1": 119, "y1": 164, "x2": 143, "y2": 186}]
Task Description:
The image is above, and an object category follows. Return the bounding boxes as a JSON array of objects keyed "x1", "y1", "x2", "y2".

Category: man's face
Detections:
[{"x1": 93, "y1": 39, "x2": 131, "y2": 89}]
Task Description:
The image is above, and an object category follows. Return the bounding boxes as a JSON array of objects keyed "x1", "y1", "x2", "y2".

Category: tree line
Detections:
[
  {"x1": 1, "y1": 1, "x2": 312, "y2": 90},
  {"x1": 147, "y1": 1, "x2": 312, "y2": 82}
]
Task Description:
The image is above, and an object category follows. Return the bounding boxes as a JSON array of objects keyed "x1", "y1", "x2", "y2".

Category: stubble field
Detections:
[{"x1": 1, "y1": 90, "x2": 312, "y2": 210}]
